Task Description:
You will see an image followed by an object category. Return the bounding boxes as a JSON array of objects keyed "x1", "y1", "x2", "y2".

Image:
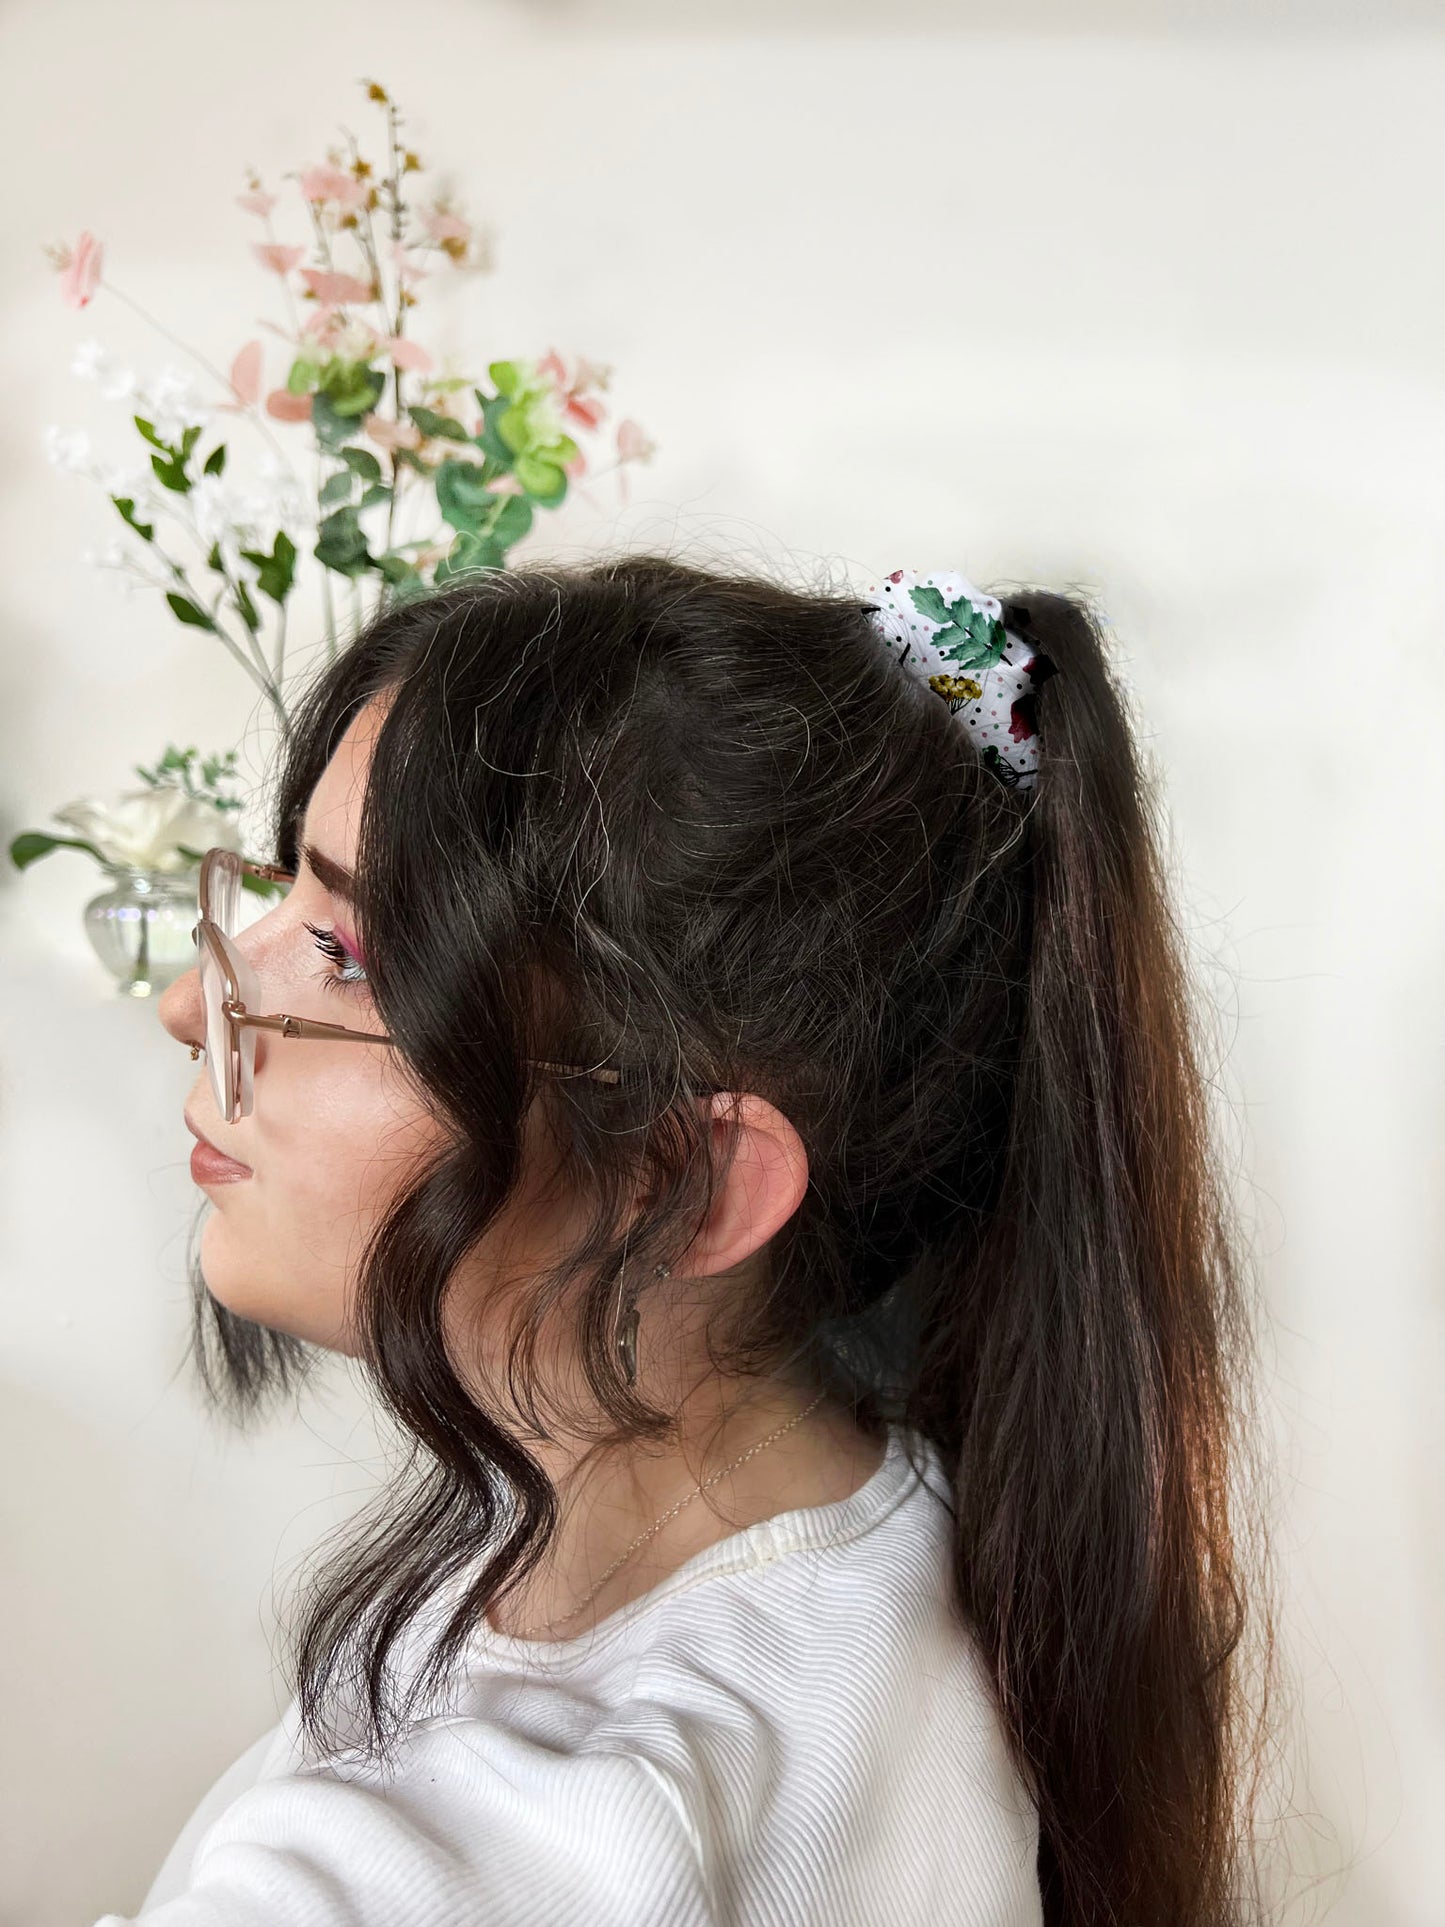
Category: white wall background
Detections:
[{"x1": 1, "y1": 3, "x2": 1442, "y2": 1921}]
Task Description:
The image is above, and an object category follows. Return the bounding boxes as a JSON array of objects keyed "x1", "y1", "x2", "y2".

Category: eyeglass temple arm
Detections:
[
  {"x1": 228, "y1": 1008, "x2": 394, "y2": 1046},
  {"x1": 223, "y1": 1005, "x2": 623, "y2": 1085},
  {"x1": 212, "y1": 858, "x2": 624, "y2": 1087}
]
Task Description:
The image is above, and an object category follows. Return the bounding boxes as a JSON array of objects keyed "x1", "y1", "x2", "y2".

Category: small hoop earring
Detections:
[{"x1": 616, "y1": 1262, "x2": 671, "y2": 1386}]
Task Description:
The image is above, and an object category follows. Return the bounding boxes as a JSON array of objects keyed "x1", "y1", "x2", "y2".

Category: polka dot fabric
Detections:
[{"x1": 861, "y1": 567, "x2": 1049, "y2": 791}]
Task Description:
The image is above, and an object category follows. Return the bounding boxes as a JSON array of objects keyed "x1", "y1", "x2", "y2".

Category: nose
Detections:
[{"x1": 156, "y1": 957, "x2": 204, "y2": 1051}]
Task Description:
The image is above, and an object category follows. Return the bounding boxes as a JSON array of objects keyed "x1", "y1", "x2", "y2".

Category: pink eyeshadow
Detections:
[{"x1": 331, "y1": 917, "x2": 368, "y2": 968}]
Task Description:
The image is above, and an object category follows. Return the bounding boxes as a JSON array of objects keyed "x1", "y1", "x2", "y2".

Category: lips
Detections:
[{"x1": 184, "y1": 1113, "x2": 251, "y2": 1173}]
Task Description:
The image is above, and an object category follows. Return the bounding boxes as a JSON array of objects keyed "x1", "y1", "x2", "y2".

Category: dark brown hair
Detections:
[{"x1": 184, "y1": 552, "x2": 1286, "y2": 1924}]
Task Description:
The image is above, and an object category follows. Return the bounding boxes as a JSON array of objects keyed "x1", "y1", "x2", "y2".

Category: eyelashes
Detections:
[{"x1": 303, "y1": 920, "x2": 369, "y2": 994}]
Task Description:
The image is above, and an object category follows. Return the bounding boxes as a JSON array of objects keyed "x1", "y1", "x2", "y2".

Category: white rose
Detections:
[{"x1": 51, "y1": 788, "x2": 245, "y2": 875}]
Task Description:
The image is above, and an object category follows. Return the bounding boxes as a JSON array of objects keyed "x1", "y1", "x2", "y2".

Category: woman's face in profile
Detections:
[
  {"x1": 156, "y1": 691, "x2": 774, "y2": 1405},
  {"x1": 157, "y1": 694, "x2": 446, "y2": 1352}
]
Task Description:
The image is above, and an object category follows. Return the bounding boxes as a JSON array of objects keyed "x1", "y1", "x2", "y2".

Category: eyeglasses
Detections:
[{"x1": 189, "y1": 846, "x2": 624, "y2": 1124}]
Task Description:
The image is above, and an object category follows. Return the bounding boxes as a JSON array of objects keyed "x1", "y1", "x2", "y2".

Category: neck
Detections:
[{"x1": 485, "y1": 1376, "x2": 882, "y2": 1641}]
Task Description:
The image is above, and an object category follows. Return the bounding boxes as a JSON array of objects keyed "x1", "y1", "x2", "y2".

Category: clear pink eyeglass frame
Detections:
[{"x1": 189, "y1": 846, "x2": 624, "y2": 1126}]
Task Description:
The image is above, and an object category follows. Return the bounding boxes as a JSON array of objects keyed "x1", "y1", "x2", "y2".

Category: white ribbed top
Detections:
[{"x1": 95, "y1": 1424, "x2": 1042, "y2": 1925}]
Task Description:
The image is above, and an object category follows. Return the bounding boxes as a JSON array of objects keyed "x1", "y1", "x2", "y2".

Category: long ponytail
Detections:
[{"x1": 918, "y1": 588, "x2": 1281, "y2": 1923}]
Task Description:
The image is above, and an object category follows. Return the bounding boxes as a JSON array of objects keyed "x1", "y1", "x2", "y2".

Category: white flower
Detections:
[
  {"x1": 69, "y1": 339, "x2": 137, "y2": 400},
  {"x1": 71, "y1": 337, "x2": 111, "y2": 380},
  {"x1": 100, "y1": 462, "x2": 156, "y2": 510},
  {"x1": 134, "y1": 364, "x2": 212, "y2": 442},
  {"x1": 190, "y1": 472, "x2": 247, "y2": 548},
  {"x1": 82, "y1": 541, "x2": 130, "y2": 570},
  {"x1": 43, "y1": 424, "x2": 95, "y2": 474},
  {"x1": 51, "y1": 787, "x2": 245, "y2": 875},
  {"x1": 98, "y1": 364, "x2": 139, "y2": 403}
]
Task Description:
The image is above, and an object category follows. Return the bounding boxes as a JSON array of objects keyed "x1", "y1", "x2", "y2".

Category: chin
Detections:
[{"x1": 196, "y1": 1222, "x2": 337, "y2": 1348}]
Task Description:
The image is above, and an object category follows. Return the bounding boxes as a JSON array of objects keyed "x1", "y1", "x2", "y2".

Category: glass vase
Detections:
[{"x1": 82, "y1": 866, "x2": 199, "y2": 998}]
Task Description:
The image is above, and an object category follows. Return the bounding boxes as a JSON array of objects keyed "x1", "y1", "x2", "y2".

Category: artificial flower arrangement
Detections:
[
  {"x1": 12, "y1": 77, "x2": 656, "y2": 909},
  {"x1": 15, "y1": 745, "x2": 249, "y2": 879}
]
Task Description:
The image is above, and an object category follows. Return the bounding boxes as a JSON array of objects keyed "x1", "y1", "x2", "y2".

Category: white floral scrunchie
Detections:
[{"x1": 861, "y1": 567, "x2": 1056, "y2": 791}]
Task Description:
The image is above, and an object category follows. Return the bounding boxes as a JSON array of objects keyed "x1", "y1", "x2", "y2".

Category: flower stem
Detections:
[{"x1": 98, "y1": 277, "x2": 300, "y2": 480}]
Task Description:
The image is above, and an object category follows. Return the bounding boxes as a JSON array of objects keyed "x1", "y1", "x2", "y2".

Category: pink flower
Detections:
[
  {"x1": 254, "y1": 242, "x2": 305, "y2": 276},
  {"x1": 362, "y1": 413, "x2": 423, "y2": 452},
  {"x1": 216, "y1": 339, "x2": 264, "y2": 413},
  {"x1": 385, "y1": 335, "x2": 433, "y2": 374},
  {"x1": 265, "y1": 389, "x2": 313, "y2": 422},
  {"x1": 420, "y1": 207, "x2": 470, "y2": 245},
  {"x1": 565, "y1": 450, "x2": 588, "y2": 480},
  {"x1": 564, "y1": 393, "x2": 606, "y2": 431},
  {"x1": 236, "y1": 189, "x2": 278, "y2": 218},
  {"x1": 538, "y1": 348, "x2": 609, "y2": 432},
  {"x1": 299, "y1": 165, "x2": 369, "y2": 211},
  {"x1": 389, "y1": 238, "x2": 430, "y2": 288},
  {"x1": 572, "y1": 355, "x2": 612, "y2": 394},
  {"x1": 299, "y1": 267, "x2": 375, "y2": 306},
  {"x1": 615, "y1": 419, "x2": 655, "y2": 464},
  {"x1": 300, "y1": 305, "x2": 380, "y2": 358},
  {"x1": 57, "y1": 231, "x2": 103, "y2": 309},
  {"x1": 301, "y1": 302, "x2": 343, "y2": 342}
]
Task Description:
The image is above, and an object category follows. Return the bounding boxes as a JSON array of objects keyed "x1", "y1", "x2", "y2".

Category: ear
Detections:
[{"x1": 667, "y1": 1091, "x2": 809, "y2": 1282}]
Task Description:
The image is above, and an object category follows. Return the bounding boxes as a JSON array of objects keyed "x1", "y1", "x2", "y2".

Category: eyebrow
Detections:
[{"x1": 301, "y1": 840, "x2": 357, "y2": 907}]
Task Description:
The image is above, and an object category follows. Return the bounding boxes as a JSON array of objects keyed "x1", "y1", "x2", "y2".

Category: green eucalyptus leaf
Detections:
[
  {"x1": 133, "y1": 416, "x2": 170, "y2": 451},
  {"x1": 339, "y1": 446, "x2": 383, "y2": 484},
  {"x1": 357, "y1": 482, "x2": 392, "y2": 511},
  {"x1": 513, "y1": 451, "x2": 567, "y2": 504},
  {"x1": 434, "y1": 458, "x2": 495, "y2": 534},
  {"x1": 496, "y1": 406, "x2": 529, "y2": 457},
  {"x1": 434, "y1": 529, "x2": 507, "y2": 583},
  {"x1": 320, "y1": 469, "x2": 355, "y2": 507},
  {"x1": 314, "y1": 504, "x2": 372, "y2": 579},
  {"x1": 384, "y1": 571, "x2": 432, "y2": 607},
  {"x1": 9, "y1": 830, "x2": 107, "y2": 871},
  {"x1": 408, "y1": 405, "x2": 468, "y2": 443},
  {"x1": 375, "y1": 550, "x2": 421, "y2": 586},
  {"x1": 324, "y1": 364, "x2": 387, "y2": 419},
  {"x1": 309, "y1": 391, "x2": 353, "y2": 452},
  {"x1": 489, "y1": 492, "x2": 534, "y2": 546},
  {"x1": 286, "y1": 355, "x2": 323, "y2": 396},
  {"x1": 472, "y1": 452, "x2": 510, "y2": 487},
  {"x1": 474, "y1": 394, "x2": 516, "y2": 470},
  {"x1": 203, "y1": 444, "x2": 227, "y2": 477},
  {"x1": 166, "y1": 591, "x2": 219, "y2": 632}
]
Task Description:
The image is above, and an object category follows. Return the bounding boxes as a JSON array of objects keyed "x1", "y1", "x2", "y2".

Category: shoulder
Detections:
[
  {"x1": 452, "y1": 1426, "x2": 1041, "y2": 1925},
  {"x1": 100, "y1": 1430, "x2": 1040, "y2": 1926},
  {"x1": 94, "y1": 1715, "x2": 711, "y2": 1926}
]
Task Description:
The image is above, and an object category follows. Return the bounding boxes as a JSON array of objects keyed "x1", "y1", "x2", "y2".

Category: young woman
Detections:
[{"x1": 124, "y1": 554, "x2": 1280, "y2": 1925}]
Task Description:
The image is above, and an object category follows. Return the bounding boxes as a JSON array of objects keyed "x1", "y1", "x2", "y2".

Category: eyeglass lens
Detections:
[{"x1": 197, "y1": 854, "x2": 289, "y2": 1124}]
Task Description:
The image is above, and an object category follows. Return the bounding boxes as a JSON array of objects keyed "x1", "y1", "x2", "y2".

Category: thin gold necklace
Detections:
[{"x1": 510, "y1": 1388, "x2": 829, "y2": 1640}]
